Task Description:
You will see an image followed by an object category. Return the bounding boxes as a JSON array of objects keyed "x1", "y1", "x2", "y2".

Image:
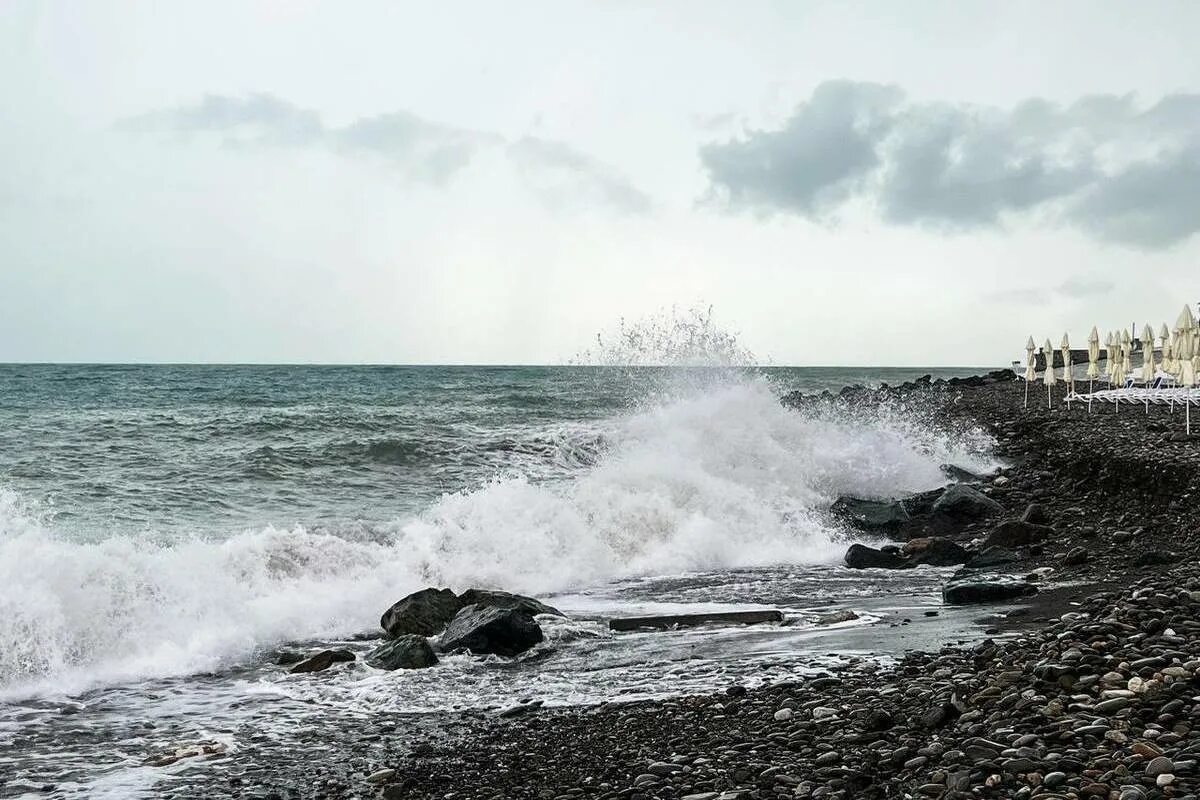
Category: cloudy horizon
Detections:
[{"x1": 2, "y1": 1, "x2": 1198, "y2": 366}]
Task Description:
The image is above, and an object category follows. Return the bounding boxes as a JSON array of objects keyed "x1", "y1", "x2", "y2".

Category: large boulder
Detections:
[
  {"x1": 900, "y1": 487, "x2": 946, "y2": 517},
  {"x1": 289, "y1": 649, "x2": 355, "y2": 674},
  {"x1": 830, "y1": 497, "x2": 910, "y2": 532},
  {"x1": 931, "y1": 485, "x2": 1002, "y2": 525},
  {"x1": 903, "y1": 536, "x2": 970, "y2": 566},
  {"x1": 457, "y1": 589, "x2": 563, "y2": 618},
  {"x1": 440, "y1": 604, "x2": 544, "y2": 657},
  {"x1": 365, "y1": 635, "x2": 438, "y2": 670},
  {"x1": 381, "y1": 587, "x2": 463, "y2": 637},
  {"x1": 940, "y1": 464, "x2": 988, "y2": 483},
  {"x1": 961, "y1": 546, "x2": 1020, "y2": 571},
  {"x1": 984, "y1": 520, "x2": 1054, "y2": 549},
  {"x1": 943, "y1": 578, "x2": 1038, "y2": 605},
  {"x1": 844, "y1": 543, "x2": 911, "y2": 570}
]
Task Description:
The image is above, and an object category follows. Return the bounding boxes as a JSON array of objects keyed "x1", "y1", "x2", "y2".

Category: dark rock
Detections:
[
  {"x1": 962, "y1": 546, "x2": 1020, "y2": 571},
  {"x1": 1133, "y1": 549, "x2": 1177, "y2": 566},
  {"x1": 440, "y1": 604, "x2": 544, "y2": 657},
  {"x1": 984, "y1": 520, "x2": 1054, "y2": 549},
  {"x1": 900, "y1": 487, "x2": 946, "y2": 517},
  {"x1": 1062, "y1": 546, "x2": 1089, "y2": 566},
  {"x1": 830, "y1": 496, "x2": 910, "y2": 531},
  {"x1": 458, "y1": 589, "x2": 563, "y2": 618},
  {"x1": 1020, "y1": 503, "x2": 1051, "y2": 525},
  {"x1": 844, "y1": 543, "x2": 911, "y2": 570},
  {"x1": 930, "y1": 485, "x2": 1002, "y2": 525},
  {"x1": 610, "y1": 610, "x2": 783, "y2": 631},
  {"x1": 903, "y1": 536, "x2": 969, "y2": 566},
  {"x1": 942, "y1": 578, "x2": 1038, "y2": 605},
  {"x1": 365, "y1": 635, "x2": 438, "y2": 670},
  {"x1": 273, "y1": 649, "x2": 305, "y2": 666},
  {"x1": 289, "y1": 649, "x2": 355, "y2": 674},
  {"x1": 940, "y1": 463, "x2": 988, "y2": 483},
  {"x1": 380, "y1": 587, "x2": 463, "y2": 637}
]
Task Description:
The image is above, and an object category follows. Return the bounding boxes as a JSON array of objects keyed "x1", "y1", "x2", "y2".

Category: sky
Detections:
[{"x1": 1, "y1": 1, "x2": 1198, "y2": 366}]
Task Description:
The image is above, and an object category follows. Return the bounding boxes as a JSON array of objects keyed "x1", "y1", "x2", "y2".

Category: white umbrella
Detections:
[
  {"x1": 1104, "y1": 331, "x2": 1116, "y2": 384},
  {"x1": 1023, "y1": 336, "x2": 1036, "y2": 408},
  {"x1": 1140, "y1": 321, "x2": 1156, "y2": 384},
  {"x1": 1060, "y1": 332, "x2": 1074, "y2": 407},
  {"x1": 1121, "y1": 329, "x2": 1133, "y2": 382},
  {"x1": 1085, "y1": 327, "x2": 1100, "y2": 411},
  {"x1": 1161, "y1": 323, "x2": 1175, "y2": 378},
  {"x1": 1042, "y1": 338, "x2": 1056, "y2": 409},
  {"x1": 1177, "y1": 305, "x2": 1198, "y2": 434}
]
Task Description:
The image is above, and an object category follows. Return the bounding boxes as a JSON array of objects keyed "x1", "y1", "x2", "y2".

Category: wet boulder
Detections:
[
  {"x1": 930, "y1": 484, "x2": 1002, "y2": 525},
  {"x1": 381, "y1": 587, "x2": 463, "y2": 637},
  {"x1": 943, "y1": 577, "x2": 1038, "y2": 605},
  {"x1": 900, "y1": 487, "x2": 946, "y2": 517},
  {"x1": 440, "y1": 604, "x2": 544, "y2": 657},
  {"x1": 903, "y1": 536, "x2": 969, "y2": 566},
  {"x1": 844, "y1": 543, "x2": 911, "y2": 570},
  {"x1": 831, "y1": 496, "x2": 910, "y2": 532},
  {"x1": 940, "y1": 463, "x2": 988, "y2": 483},
  {"x1": 961, "y1": 546, "x2": 1020, "y2": 571},
  {"x1": 984, "y1": 520, "x2": 1054, "y2": 549},
  {"x1": 365, "y1": 635, "x2": 438, "y2": 670},
  {"x1": 289, "y1": 649, "x2": 355, "y2": 674},
  {"x1": 458, "y1": 589, "x2": 563, "y2": 618}
]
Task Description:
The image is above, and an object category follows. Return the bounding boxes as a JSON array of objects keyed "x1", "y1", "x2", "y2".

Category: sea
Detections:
[{"x1": 0, "y1": 363, "x2": 1001, "y2": 798}]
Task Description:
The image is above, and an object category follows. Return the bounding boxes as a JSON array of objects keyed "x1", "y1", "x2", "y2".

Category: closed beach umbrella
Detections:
[
  {"x1": 1141, "y1": 321, "x2": 1156, "y2": 383},
  {"x1": 1177, "y1": 305, "x2": 1197, "y2": 387},
  {"x1": 1042, "y1": 338, "x2": 1056, "y2": 408},
  {"x1": 1104, "y1": 332, "x2": 1116, "y2": 383},
  {"x1": 1161, "y1": 323, "x2": 1175, "y2": 377},
  {"x1": 1086, "y1": 327, "x2": 1100, "y2": 381},
  {"x1": 1060, "y1": 332, "x2": 1073, "y2": 385},
  {"x1": 1121, "y1": 330, "x2": 1133, "y2": 381},
  {"x1": 1023, "y1": 336, "x2": 1036, "y2": 408}
]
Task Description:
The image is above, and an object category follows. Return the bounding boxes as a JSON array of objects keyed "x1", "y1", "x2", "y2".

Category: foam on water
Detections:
[{"x1": 0, "y1": 375, "x2": 993, "y2": 699}]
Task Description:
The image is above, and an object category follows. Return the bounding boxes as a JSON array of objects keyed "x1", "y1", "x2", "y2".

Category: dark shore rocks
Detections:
[
  {"x1": 440, "y1": 604, "x2": 544, "y2": 657},
  {"x1": 902, "y1": 536, "x2": 969, "y2": 566},
  {"x1": 930, "y1": 484, "x2": 1002, "y2": 524},
  {"x1": 608, "y1": 609, "x2": 783, "y2": 631},
  {"x1": 942, "y1": 577, "x2": 1038, "y2": 605},
  {"x1": 381, "y1": 587, "x2": 562, "y2": 638},
  {"x1": 288, "y1": 648, "x2": 355, "y2": 674},
  {"x1": 962, "y1": 545, "x2": 1020, "y2": 570},
  {"x1": 456, "y1": 588, "x2": 563, "y2": 618},
  {"x1": 365, "y1": 635, "x2": 438, "y2": 670},
  {"x1": 984, "y1": 519, "x2": 1055, "y2": 548},
  {"x1": 830, "y1": 496, "x2": 910, "y2": 531},
  {"x1": 380, "y1": 587, "x2": 463, "y2": 637},
  {"x1": 844, "y1": 542, "x2": 910, "y2": 569}
]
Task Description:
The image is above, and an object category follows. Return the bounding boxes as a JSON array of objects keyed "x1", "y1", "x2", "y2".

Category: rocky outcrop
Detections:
[
  {"x1": 984, "y1": 519, "x2": 1054, "y2": 549},
  {"x1": 380, "y1": 588, "x2": 463, "y2": 637},
  {"x1": 902, "y1": 536, "x2": 970, "y2": 566},
  {"x1": 942, "y1": 577, "x2": 1038, "y2": 605},
  {"x1": 289, "y1": 649, "x2": 355, "y2": 674},
  {"x1": 844, "y1": 543, "x2": 910, "y2": 570},
  {"x1": 440, "y1": 604, "x2": 544, "y2": 657},
  {"x1": 457, "y1": 589, "x2": 563, "y2": 618},
  {"x1": 930, "y1": 484, "x2": 1002, "y2": 525},
  {"x1": 381, "y1": 587, "x2": 562, "y2": 638},
  {"x1": 830, "y1": 496, "x2": 910, "y2": 532},
  {"x1": 365, "y1": 635, "x2": 438, "y2": 670}
]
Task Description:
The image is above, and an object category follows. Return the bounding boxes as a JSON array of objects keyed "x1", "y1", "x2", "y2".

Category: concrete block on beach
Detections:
[{"x1": 608, "y1": 609, "x2": 783, "y2": 631}]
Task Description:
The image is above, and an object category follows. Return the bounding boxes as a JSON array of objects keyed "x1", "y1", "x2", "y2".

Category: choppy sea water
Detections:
[{"x1": 0, "y1": 364, "x2": 998, "y2": 797}]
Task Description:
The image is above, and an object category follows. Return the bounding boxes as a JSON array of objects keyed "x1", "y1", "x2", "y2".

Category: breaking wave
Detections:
[{"x1": 0, "y1": 375, "x2": 993, "y2": 698}]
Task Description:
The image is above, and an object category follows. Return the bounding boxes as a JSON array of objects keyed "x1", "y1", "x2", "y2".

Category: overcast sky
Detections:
[{"x1": 2, "y1": 1, "x2": 1198, "y2": 365}]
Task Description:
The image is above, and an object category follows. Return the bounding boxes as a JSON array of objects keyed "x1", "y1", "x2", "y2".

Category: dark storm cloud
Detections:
[
  {"x1": 701, "y1": 82, "x2": 1200, "y2": 248},
  {"x1": 123, "y1": 94, "x2": 646, "y2": 207}
]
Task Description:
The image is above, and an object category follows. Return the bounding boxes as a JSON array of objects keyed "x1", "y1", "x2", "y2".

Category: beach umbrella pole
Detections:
[
  {"x1": 1023, "y1": 381, "x2": 1029, "y2": 409},
  {"x1": 1047, "y1": 384, "x2": 1052, "y2": 409}
]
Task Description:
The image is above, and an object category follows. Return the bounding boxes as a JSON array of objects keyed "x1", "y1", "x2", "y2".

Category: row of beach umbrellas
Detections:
[{"x1": 1023, "y1": 304, "x2": 1200, "y2": 409}]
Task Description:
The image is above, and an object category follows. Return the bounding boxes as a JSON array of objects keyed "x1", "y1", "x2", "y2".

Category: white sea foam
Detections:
[{"x1": 0, "y1": 376, "x2": 993, "y2": 698}]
